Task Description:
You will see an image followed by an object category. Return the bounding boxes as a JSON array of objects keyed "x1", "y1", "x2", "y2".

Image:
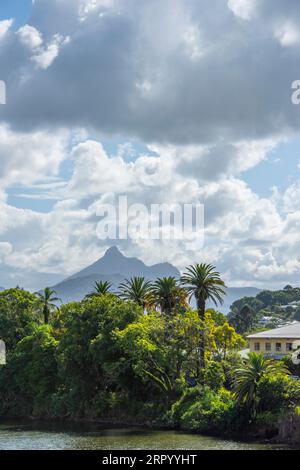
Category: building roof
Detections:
[
  {"x1": 239, "y1": 348, "x2": 250, "y2": 359},
  {"x1": 247, "y1": 322, "x2": 300, "y2": 339}
]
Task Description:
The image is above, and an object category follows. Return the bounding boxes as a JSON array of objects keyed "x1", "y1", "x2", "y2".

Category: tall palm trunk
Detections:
[
  {"x1": 43, "y1": 305, "x2": 49, "y2": 324},
  {"x1": 196, "y1": 297, "x2": 206, "y2": 372}
]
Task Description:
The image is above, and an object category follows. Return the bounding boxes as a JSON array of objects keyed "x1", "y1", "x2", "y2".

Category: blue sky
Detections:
[
  {"x1": 244, "y1": 139, "x2": 300, "y2": 198},
  {"x1": 1, "y1": 0, "x2": 300, "y2": 290},
  {"x1": 0, "y1": 0, "x2": 32, "y2": 28}
]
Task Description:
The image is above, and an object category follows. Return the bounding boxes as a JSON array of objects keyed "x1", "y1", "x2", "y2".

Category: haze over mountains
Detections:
[{"x1": 50, "y1": 246, "x2": 261, "y2": 312}]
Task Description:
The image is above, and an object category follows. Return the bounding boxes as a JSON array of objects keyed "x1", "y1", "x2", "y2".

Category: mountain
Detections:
[
  {"x1": 69, "y1": 246, "x2": 179, "y2": 280},
  {"x1": 52, "y1": 246, "x2": 180, "y2": 303},
  {"x1": 0, "y1": 287, "x2": 4, "y2": 292},
  {"x1": 50, "y1": 246, "x2": 260, "y2": 310}
]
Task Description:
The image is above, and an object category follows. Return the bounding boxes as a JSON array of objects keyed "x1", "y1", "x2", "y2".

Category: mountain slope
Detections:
[
  {"x1": 68, "y1": 246, "x2": 180, "y2": 280},
  {"x1": 52, "y1": 273, "x2": 125, "y2": 303},
  {"x1": 52, "y1": 246, "x2": 180, "y2": 303},
  {"x1": 50, "y1": 246, "x2": 260, "y2": 309}
]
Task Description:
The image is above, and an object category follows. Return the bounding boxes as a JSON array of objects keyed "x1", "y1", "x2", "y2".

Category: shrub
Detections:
[
  {"x1": 180, "y1": 387, "x2": 235, "y2": 435},
  {"x1": 204, "y1": 361, "x2": 225, "y2": 391},
  {"x1": 258, "y1": 374, "x2": 300, "y2": 412}
]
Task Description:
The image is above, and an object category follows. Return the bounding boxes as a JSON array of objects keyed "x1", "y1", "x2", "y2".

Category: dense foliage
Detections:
[
  {"x1": 228, "y1": 286, "x2": 300, "y2": 333},
  {"x1": 0, "y1": 281, "x2": 299, "y2": 440}
]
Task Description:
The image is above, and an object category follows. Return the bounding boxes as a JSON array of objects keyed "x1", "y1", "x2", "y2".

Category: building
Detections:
[{"x1": 247, "y1": 322, "x2": 300, "y2": 359}]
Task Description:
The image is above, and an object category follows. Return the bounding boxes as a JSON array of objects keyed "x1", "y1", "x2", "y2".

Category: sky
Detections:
[{"x1": 1, "y1": 0, "x2": 300, "y2": 290}]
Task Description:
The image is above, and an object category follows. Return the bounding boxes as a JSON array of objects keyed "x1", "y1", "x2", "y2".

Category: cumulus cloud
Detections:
[
  {"x1": 0, "y1": 124, "x2": 69, "y2": 188},
  {"x1": 0, "y1": 0, "x2": 300, "y2": 290},
  {"x1": 227, "y1": 0, "x2": 257, "y2": 20},
  {"x1": 17, "y1": 24, "x2": 43, "y2": 49},
  {"x1": 0, "y1": 0, "x2": 299, "y2": 142},
  {"x1": 0, "y1": 133, "x2": 288, "y2": 289},
  {"x1": 274, "y1": 21, "x2": 300, "y2": 47},
  {"x1": 0, "y1": 19, "x2": 13, "y2": 40}
]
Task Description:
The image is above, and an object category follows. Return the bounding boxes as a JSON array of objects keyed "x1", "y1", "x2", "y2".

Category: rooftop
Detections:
[{"x1": 247, "y1": 322, "x2": 300, "y2": 339}]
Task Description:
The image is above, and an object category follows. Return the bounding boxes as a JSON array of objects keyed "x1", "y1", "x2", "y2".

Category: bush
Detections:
[
  {"x1": 168, "y1": 386, "x2": 202, "y2": 427},
  {"x1": 204, "y1": 361, "x2": 225, "y2": 391},
  {"x1": 180, "y1": 387, "x2": 235, "y2": 435},
  {"x1": 0, "y1": 325, "x2": 59, "y2": 417},
  {"x1": 258, "y1": 374, "x2": 300, "y2": 412}
]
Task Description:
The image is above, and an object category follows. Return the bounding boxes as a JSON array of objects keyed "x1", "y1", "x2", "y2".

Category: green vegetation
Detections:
[
  {"x1": 181, "y1": 264, "x2": 226, "y2": 371},
  {"x1": 228, "y1": 286, "x2": 300, "y2": 333},
  {"x1": 35, "y1": 288, "x2": 61, "y2": 325},
  {"x1": 85, "y1": 281, "x2": 113, "y2": 298},
  {"x1": 119, "y1": 277, "x2": 152, "y2": 308},
  {"x1": 0, "y1": 271, "x2": 299, "y2": 442}
]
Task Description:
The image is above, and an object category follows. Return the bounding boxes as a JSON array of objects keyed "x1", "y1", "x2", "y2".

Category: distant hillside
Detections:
[
  {"x1": 51, "y1": 246, "x2": 180, "y2": 304},
  {"x1": 0, "y1": 287, "x2": 4, "y2": 292},
  {"x1": 228, "y1": 285, "x2": 300, "y2": 332}
]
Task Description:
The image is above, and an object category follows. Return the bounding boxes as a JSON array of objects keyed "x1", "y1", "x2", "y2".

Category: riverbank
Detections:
[{"x1": 0, "y1": 414, "x2": 293, "y2": 448}]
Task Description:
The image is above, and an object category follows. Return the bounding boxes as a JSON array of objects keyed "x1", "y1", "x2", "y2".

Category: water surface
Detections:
[{"x1": 0, "y1": 421, "x2": 291, "y2": 450}]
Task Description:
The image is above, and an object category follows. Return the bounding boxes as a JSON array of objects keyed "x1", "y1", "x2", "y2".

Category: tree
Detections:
[
  {"x1": 232, "y1": 352, "x2": 290, "y2": 416},
  {"x1": 0, "y1": 288, "x2": 38, "y2": 351},
  {"x1": 181, "y1": 264, "x2": 226, "y2": 372},
  {"x1": 119, "y1": 277, "x2": 152, "y2": 309},
  {"x1": 85, "y1": 281, "x2": 112, "y2": 298},
  {"x1": 0, "y1": 325, "x2": 59, "y2": 417},
  {"x1": 214, "y1": 322, "x2": 246, "y2": 360},
  {"x1": 230, "y1": 304, "x2": 256, "y2": 334},
  {"x1": 35, "y1": 288, "x2": 61, "y2": 324},
  {"x1": 56, "y1": 295, "x2": 143, "y2": 417},
  {"x1": 116, "y1": 309, "x2": 201, "y2": 400},
  {"x1": 150, "y1": 277, "x2": 188, "y2": 315}
]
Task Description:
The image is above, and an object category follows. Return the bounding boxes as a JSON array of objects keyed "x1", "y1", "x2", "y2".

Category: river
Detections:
[{"x1": 0, "y1": 420, "x2": 293, "y2": 450}]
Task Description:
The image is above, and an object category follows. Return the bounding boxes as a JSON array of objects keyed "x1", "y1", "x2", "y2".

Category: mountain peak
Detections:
[
  {"x1": 104, "y1": 246, "x2": 123, "y2": 257},
  {"x1": 67, "y1": 246, "x2": 180, "y2": 282}
]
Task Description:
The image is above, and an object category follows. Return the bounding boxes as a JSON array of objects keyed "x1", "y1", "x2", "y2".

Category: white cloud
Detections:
[
  {"x1": 32, "y1": 34, "x2": 70, "y2": 70},
  {"x1": 79, "y1": 0, "x2": 115, "y2": 20},
  {"x1": 0, "y1": 124, "x2": 69, "y2": 188},
  {"x1": 17, "y1": 24, "x2": 43, "y2": 49},
  {"x1": 1, "y1": 0, "x2": 300, "y2": 290},
  {"x1": 0, "y1": 19, "x2": 13, "y2": 40},
  {"x1": 274, "y1": 21, "x2": 300, "y2": 47},
  {"x1": 227, "y1": 0, "x2": 257, "y2": 20}
]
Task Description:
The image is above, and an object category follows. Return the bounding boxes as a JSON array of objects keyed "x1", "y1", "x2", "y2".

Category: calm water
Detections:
[{"x1": 0, "y1": 421, "x2": 292, "y2": 450}]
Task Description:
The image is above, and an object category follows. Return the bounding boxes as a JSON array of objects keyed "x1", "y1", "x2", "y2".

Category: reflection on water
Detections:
[{"x1": 0, "y1": 420, "x2": 291, "y2": 450}]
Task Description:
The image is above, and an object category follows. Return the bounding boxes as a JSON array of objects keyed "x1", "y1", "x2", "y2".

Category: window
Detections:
[
  {"x1": 286, "y1": 343, "x2": 293, "y2": 352},
  {"x1": 276, "y1": 343, "x2": 282, "y2": 352},
  {"x1": 265, "y1": 343, "x2": 271, "y2": 352},
  {"x1": 254, "y1": 342, "x2": 260, "y2": 351}
]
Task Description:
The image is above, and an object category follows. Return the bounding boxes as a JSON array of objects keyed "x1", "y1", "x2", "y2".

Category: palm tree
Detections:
[
  {"x1": 85, "y1": 281, "x2": 112, "y2": 298},
  {"x1": 119, "y1": 277, "x2": 152, "y2": 309},
  {"x1": 181, "y1": 264, "x2": 226, "y2": 371},
  {"x1": 35, "y1": 287, "x2": 61, "y2": 324},
  {"x1": 150, "y1": 277, "x2": 188, "y2": 315},
  {"x1": 232, "y1": 352, "x2": 290, "y2": 415}
]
